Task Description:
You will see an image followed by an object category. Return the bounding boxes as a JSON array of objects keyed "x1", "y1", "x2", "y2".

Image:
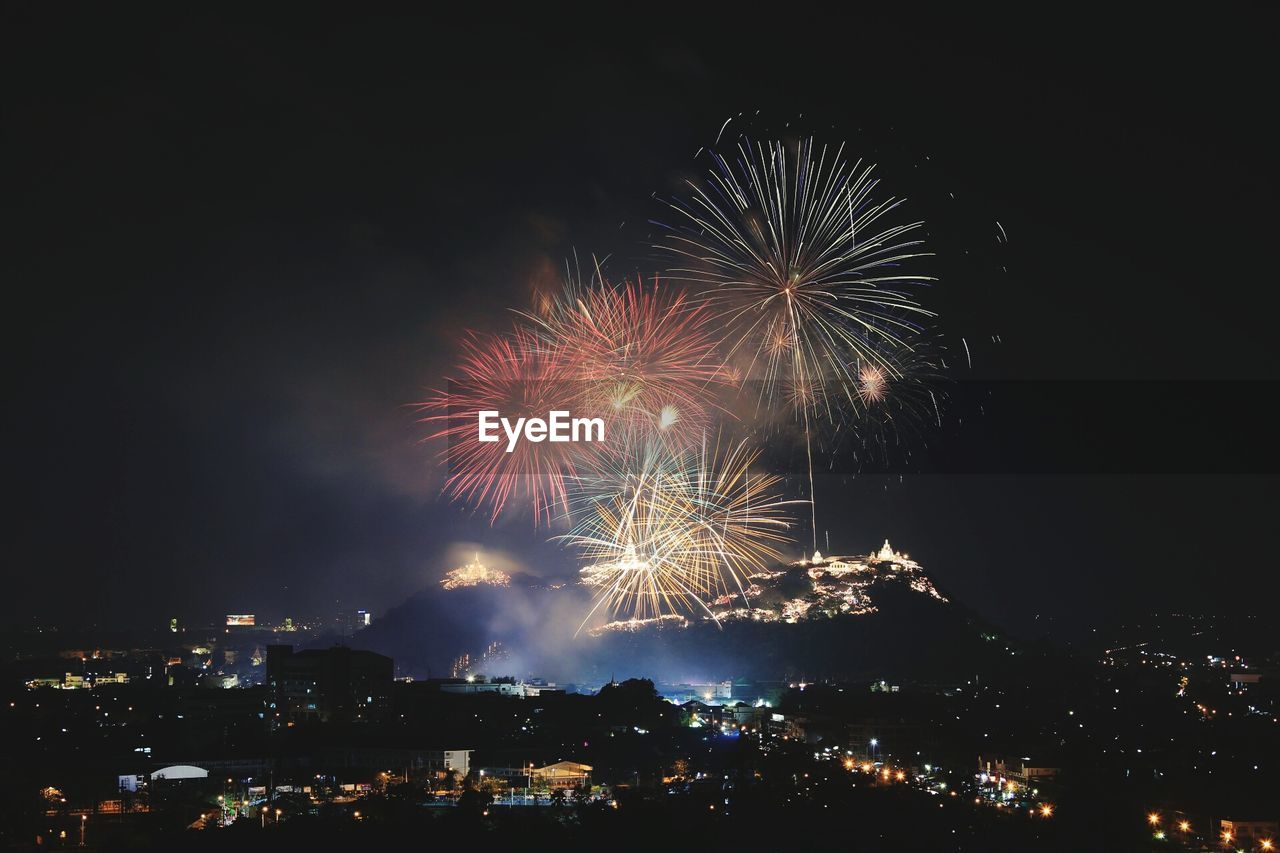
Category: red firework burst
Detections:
[
  {"x1": 417, "y1": 326, "x2": 580, "y2": 525},
  {"x1": 531, "y1": 277, "x2": 730, "y2": 458}
]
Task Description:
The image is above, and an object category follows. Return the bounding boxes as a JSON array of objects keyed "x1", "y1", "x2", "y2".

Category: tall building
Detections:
[
  {"x1": 336, "y1": 609, "x2": 373, "y2": 636},
  {"x1": 266, "y1": 645, "x2": 392, "y2": 725}
]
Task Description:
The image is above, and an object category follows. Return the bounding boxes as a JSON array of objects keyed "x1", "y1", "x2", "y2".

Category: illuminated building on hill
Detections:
[{"x1": 442, "y1": 552, "x2": 511, "y2": 590}]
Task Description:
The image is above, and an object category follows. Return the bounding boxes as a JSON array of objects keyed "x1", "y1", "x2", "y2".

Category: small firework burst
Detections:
[{"x1": 857, "y1": 364, "x2": 888, "y2": 404}]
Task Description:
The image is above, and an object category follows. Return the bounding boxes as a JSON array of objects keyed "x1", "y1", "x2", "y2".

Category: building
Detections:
[
  {"x1": 1219, "y1": 819, "x2": 1278, "y2": 849},
  {"x1": 441, "y1": 553, "x2": 510, "y2": 589},
  {"x1": 266, "y1": 645, "x2": 393, "y2": 724},
  {"x1": 438, "y1": 677, "x2": 560, "y2": 697},
  {"x1": 337, "y1": 609, "x2": 373, "y2": 635},
  {"x1": 725, "y1": 701, "x2": 758, "y2": 727},
  {"x1": 978, "y1": 755, "x2": 1060, "y2": 784},
  {"x1": 534, "y1": 761, "x2": 591, "y2": 789},
  {"x1": 477, "y1": 760, "x2": 591, "y2": 790},
  {"x1": 313, "y1": 747, "x2": 471, "y2": 781},
  {"x1": 25, "y1": 671, "x2": 129, "y2": 689},
  {"x1": 119, "y1": 765, "x2": 210, "y2": 793}
]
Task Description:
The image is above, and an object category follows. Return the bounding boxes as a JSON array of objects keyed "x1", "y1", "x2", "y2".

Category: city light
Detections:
[{"x1": 1148, "y1": 812, "x2": 1161, "y2": 826}]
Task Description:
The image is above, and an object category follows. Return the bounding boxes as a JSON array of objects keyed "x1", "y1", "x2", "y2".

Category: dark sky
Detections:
[{"x1": 4, "y1": 8, "x2": 1276, "y2": 636}]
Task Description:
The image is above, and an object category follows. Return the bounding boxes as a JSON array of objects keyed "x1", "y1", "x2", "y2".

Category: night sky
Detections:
[{"x1": 5, "y1": 9, "x2": 1276, "y2": 636}]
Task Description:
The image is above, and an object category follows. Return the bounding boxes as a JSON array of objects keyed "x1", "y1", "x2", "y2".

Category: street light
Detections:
[{"x1": 1148, "y1": 812, "x2": 1161, "y2": 826}]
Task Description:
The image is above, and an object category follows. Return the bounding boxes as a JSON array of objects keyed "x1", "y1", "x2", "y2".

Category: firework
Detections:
[
  {"x1": 656, "y1": 136, "x2": 935, "y2": 421},
  {"x1": 857, "y1": 363, "x2": 888, "y2": 404},
  {"x1": 416, "y1": 134, "x2": 949, "y2": 633},
  {"x1": 526, "y1": 277, "x2": 729, "y2": 457},
  {"x1": 842, "y1": 336, "x2": 950, "y2": 465},
  {"x1": 657, "y1": 136, "x2": 937, "y2": 545},
  {"x1": 417, "y1": 326, "x2": 580, "y2": 525},
  {"x1": 562, "y1": 438, "x2": 798, "y2": 633}
]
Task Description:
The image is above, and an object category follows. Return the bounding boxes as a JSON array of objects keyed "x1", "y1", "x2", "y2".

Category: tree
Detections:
[{"x1": 456, "y1": 787, "x2": 493, "y2": 817}]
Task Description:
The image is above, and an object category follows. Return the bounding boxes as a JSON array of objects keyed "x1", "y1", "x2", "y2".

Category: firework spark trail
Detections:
[{"x1": 655, "y1": 137, "x2": 937, "y2": 548}]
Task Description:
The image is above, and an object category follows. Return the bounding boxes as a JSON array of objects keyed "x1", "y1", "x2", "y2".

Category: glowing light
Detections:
[
  {"x1": 564, "y1": 438, "x2": 797, "y2": 631},
  {"x1": 441, "y1": 553, "x2": 511, "y2": 590}
]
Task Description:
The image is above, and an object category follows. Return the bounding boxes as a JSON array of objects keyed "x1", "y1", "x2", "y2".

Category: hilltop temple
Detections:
[{"x1": 441, "y1": 553, "x2": 511, "y2": 590}]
